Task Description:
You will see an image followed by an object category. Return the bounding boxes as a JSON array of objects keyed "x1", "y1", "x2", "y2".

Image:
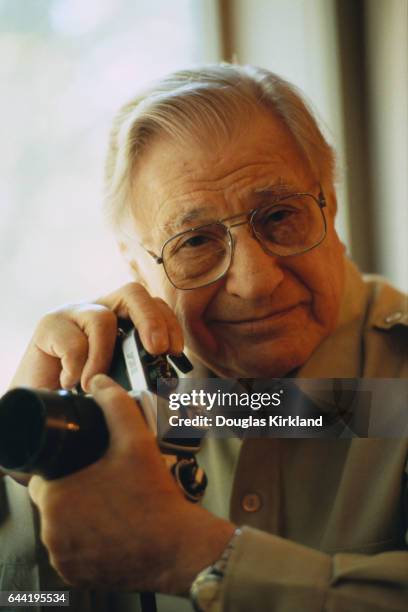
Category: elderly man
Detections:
[{"x1": 1, "y1": 65, "x2": 407, "y2": 612}]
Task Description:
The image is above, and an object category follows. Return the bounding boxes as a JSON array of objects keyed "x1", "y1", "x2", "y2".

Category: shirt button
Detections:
[
  {"x1": 384, "y1": 311, "x2": 402, "y2": 324},
  {"x1": 241, "y1": 493, "x2": 262, "y2": 512}
]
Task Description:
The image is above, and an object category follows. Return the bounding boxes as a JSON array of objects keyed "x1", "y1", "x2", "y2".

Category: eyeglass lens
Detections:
[
  {"x1": 162, "y1": 194, "x2": 325, "y2": 289},
  {"x1": 252, "y1": 194, "x2": 325, "y2": 256}
]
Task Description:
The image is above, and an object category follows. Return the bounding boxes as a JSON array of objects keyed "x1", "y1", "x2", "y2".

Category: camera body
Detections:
[{"x1": 0, "y1": 320, "x2": 207, "y2": 501}]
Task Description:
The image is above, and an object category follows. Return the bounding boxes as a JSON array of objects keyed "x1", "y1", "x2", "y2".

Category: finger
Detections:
[
  {"x1": 97, "y1": 283, "x2": 170, "y2": 355},
  {"x1": 28, "y1": 474, "x2": 45, "y2": 506},
  {"x1": 35, "y1": 315, "x2": 89, "y2": 389},
  {"x1": 10, "y1": 307, "x2": 114, "y2": 391},
  {"x1": 154, "y1": 298, "x2": 184, "y2": 354},
  {"x1": 2, "y1": 471, "x2": 31, "y2": 487},
  {"x1": 70, "y1": 307, "x2": 118, "y2": 392},
  {"x1": 89, "y1": 374, "x2": 153, "y2": 450},
  {"x1": 9, "y1": 342, "x2": 62, "y2": 390}
]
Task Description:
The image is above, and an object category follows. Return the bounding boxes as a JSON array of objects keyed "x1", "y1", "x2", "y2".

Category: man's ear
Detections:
[
  {"x1": 322, "y1": 182, "x2": 337, "y2": 219},
  {"x1": 118, "y1": 240, "x2": 163, "y2": 296},
  {"x1": 118, "y1": 241, "x2": 145, "y2": 285}
]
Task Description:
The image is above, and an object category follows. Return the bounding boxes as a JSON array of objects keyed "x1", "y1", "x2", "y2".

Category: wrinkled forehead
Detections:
[{"x1": 130, "y1": 109, "x2": 314, "y2": 244}]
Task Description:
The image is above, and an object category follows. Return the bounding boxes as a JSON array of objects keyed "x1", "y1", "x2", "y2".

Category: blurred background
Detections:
[{"x1": 0, "y1": 0, "x2": 407, "y2": 392}]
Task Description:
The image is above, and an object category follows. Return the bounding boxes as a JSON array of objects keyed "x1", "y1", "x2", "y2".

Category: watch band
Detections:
[{"x1": 190, "y1": 527, "x2": 242, "y2": 612}]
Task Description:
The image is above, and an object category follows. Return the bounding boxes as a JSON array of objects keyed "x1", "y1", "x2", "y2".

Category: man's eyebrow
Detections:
[
  {"x1": 159, "y1": 183, "x2": 298, "y2": 234},
  {"x1": 254, "y1": 182, "x2": 297, "y2": 195},
  {"x1": 160, "y1": 206, "x2": 213, "y2": 234}
]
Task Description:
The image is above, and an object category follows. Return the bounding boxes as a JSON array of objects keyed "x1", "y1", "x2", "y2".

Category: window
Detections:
[{"x1": 0, "y1": 0, "x2": 213, "y2": 391}]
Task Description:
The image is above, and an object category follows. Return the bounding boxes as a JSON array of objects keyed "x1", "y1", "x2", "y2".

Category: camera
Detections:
[{"x1": 0, "y1": 319, "x2": 207, "y2": 502}]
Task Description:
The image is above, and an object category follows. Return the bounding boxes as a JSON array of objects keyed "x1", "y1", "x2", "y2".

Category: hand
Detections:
[
  {"x1": 10, "y1": 282, "x2": 184, "y2": 392},
  {"x1": 6, "y1": 283, "x2": 183, "y2": 485},
  {"x1": 28, "y1": 375, "x2": 235, "y2": 593}
]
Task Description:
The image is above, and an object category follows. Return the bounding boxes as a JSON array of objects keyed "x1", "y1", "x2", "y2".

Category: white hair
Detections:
[{"x1": 104, "y1": 64, "x2": 336, "y2": 237}]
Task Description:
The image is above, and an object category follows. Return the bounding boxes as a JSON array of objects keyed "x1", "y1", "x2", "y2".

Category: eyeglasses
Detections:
[{"x1": 146, "y1": 191, "x2": 327, "y2": 290}]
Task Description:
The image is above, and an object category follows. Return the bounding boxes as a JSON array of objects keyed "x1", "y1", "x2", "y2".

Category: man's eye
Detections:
[
  {"x1": 170, "y1": 232, "x2": 216, "y2": 256},
  {"x1": 181, "y1": 234, "x2": 211, "y2": 248},
  {"x1": 264, "y1": 207, "x2": 295, "y2": 223}
]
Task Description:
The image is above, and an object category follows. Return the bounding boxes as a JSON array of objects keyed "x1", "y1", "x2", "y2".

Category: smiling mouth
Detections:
[{"x1": 211, "y1": 302, "x2": 310, "y2": 325}]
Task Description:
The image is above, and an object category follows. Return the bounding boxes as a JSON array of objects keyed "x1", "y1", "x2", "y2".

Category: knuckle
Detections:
[
  {"x1": 65, "y1": 333, "x2": 88, "y2": 356},
  {"x1": 76, "y1": 303, "x2": 112, "y2": 317},
  {"x1": 166, "y1": 315, "x2": 181, "y2": 332},
  {"x1": 37, "y1": 311, "x2": 60, "y2": 331},
  {"x1": 88, "y1": 308, "x2": 117, "y2": 331},
  {"x1": 52, "y1": 302, "x2": 113, "y2": 322},
  {"x1": 122, "y1": 282, "x2": 148, "y2": 300},
  {"x1": 142, "y1": 313, "x2": 165, "y2": 328},
  {"x1": 124, "y1": 281, "x2": 147, "y2": 294},
  {"x1": 45, "y1": 302, "x2": 87, "y2": 319},
  {"x1": 153, "y1": 297, "x2": 169, "y2": 308},
  {"x1": 98, "y1": 386, "x2": 120, "y2": 405},
  {"x1": 153, "y1": 299, "x2": 179, "y2": 322},
  {"x1": 37, "y1": 304, "x2": 108, "y2": 334}
]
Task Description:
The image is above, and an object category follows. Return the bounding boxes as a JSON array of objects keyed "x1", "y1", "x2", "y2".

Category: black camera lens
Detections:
[
  {"x1": 0, "y1": 388, "x2": 109, "y2": 479},
  {"x1": 0, "y1": 388, "x2": 45, "y2": 469}
]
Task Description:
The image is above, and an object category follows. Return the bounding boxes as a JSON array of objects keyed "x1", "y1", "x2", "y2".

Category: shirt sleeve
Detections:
[{"x1": 221, "y1": 526, "x2": 408, "y2": 611}]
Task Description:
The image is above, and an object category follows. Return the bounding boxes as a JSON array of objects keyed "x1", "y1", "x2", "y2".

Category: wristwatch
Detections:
[{"x1": 190, "y1": 528, "x2": 242, "y2": 612}]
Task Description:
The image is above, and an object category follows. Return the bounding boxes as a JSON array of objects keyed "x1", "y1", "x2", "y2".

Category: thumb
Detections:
[{"x1": 89, "y1": 374, "x2": 153, "y2": 450}]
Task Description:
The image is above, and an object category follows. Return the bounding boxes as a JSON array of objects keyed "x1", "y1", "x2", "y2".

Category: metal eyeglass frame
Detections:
[{"x1": 145, "y1": 190, "x2": 327, "y2": 290}]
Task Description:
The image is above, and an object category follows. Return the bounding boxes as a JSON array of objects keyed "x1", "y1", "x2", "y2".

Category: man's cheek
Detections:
[{"x1": 186, "y1": 316, "x2": 219, "y2": 356}]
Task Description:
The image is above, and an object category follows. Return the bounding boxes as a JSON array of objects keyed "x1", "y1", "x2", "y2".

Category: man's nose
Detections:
[{"x1": 224, "y1": 229, "x2": 284, "y2": 299}]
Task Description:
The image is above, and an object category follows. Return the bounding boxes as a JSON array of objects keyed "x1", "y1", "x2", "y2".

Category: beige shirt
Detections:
[
  {"x1": 220, "y1": 261, "x2": 408, "y2": 611},
  {"x1": 0, "y1": 260, "x2": 407, "y2": 611}
]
